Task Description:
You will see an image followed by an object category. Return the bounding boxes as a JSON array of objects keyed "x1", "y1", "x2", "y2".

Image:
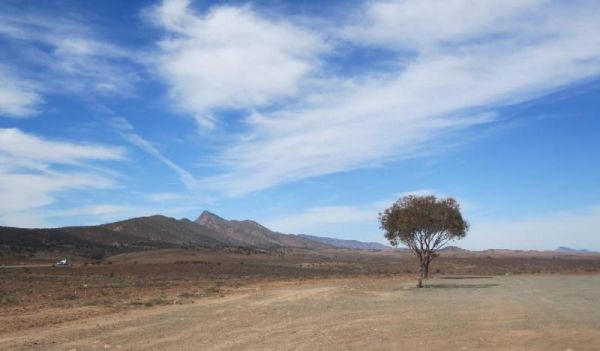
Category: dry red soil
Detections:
[{"x1": 1, "y1": 248, "x2": 599, "y2": 350}]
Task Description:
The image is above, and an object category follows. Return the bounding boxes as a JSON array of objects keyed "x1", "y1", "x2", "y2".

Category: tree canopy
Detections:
[{"x1": 379, "y1": 195, "x2": 468, "y2": 287}]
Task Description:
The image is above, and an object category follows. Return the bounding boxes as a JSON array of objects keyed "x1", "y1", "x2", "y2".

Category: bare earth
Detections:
[{"x1": 1, "y1": 274, "x2": 599, "y2": 351}]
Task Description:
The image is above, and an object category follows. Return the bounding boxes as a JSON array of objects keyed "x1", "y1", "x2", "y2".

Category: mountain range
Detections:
[
  {"x1": 554, "y1": 246, "x2": 591, "y2": 254},
  {"x1": 0, "y1": 210, "x2": 389, "y2": 258},
  {"x1": 4, "y1": 212, "x2": 593, "y2": 259}
]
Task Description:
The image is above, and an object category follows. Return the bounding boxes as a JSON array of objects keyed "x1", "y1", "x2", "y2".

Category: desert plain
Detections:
[{"x1": 1, "y1": 248, "x2": 599, "y2": 350}]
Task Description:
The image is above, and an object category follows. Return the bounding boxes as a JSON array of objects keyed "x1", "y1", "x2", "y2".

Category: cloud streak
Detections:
[
  {"x1": 111, "y1": 117, "x2": 199, "y2": 191},
  {"x1": 265, "y1": 205, "x2": 376, "y2": 234},
  {"x1": 0, "y1": 128, "x2": 125, "y2": 226},
  {"x1": 0, "y1": 128, "x2": 125, "y2": 164},
  {"x1": 0, "y1": 66, "x2": 41, "y2": 118},
  {"x1": 0, "y1": 8, "x2": 139, "y2": 116},
  {"x1": 155, "y1": 0, "x2": 600, "y2": 196},
  {"x1": 266, "y1": 193, "x2": 600, "y2": 251},
  {"x1": 149, "y1": 0, "x2": 328, "y2": 129}
]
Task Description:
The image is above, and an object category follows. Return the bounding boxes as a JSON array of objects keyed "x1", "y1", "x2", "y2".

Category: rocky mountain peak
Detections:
[{"x1": 195, "y1": 210, "x2": 226, "y2": 225}]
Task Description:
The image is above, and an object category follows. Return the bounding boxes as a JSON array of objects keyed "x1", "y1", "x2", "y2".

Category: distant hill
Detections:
[
  {"x1": 1, "y1": 210, "x2": 392, "y2": 258},
  {"x1": 0, "y1": 214, "x2": 231, "y2": 258},
  {"x1": 194, "y1": 211, "x2": 331, "y2": 249},
  {"x1": 439, "y1": 245, "x2": 469, "y2": 252},
  {"x1": 298, "y1": 234, "x2": 389, "y2": 250},
  {"x1": 554, "y1": 246, "x2": 591, "y2": 254},
  {"x1": 101, "y1": 215, "x2": 227, "y2": 246}
]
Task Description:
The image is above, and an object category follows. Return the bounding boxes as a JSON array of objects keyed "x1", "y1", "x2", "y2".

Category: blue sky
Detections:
[{"x1": 1, "y1": 0, "x2": 599, "y2": 250}]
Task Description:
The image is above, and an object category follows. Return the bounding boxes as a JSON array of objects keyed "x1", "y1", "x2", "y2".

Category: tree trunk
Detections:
[
  {"x1": 417, "y1": 262, "x2": 426, "y2": 288},
  {"x1": 423, "y1": 259, "x2": 430, "y2": 279}
]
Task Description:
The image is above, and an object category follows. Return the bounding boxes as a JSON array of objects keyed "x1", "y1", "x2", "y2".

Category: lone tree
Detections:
[{"x1": 379, "y1": 195, "x2": 468, "y2": 288}]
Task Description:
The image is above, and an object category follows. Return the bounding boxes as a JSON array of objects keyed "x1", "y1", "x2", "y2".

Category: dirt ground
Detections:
[
  {"x1": 1, "y1": 249, "x2": 600, "y2": 328},
  {"x1": 1, "y1": 249, "x2": 599, "y2": 350},
  {"x1": 0, "y1": 274, "x2": 599, "y2": 351}
]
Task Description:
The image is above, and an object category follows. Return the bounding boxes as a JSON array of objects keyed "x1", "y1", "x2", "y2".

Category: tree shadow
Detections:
[{"x1": 438, "y1": 276, "x2": 493, "y2": 280}]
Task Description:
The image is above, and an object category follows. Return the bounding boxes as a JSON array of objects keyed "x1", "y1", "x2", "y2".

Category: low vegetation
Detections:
[
  {"x1": 1, "y1": 247, "x2": 599, "y2": 334},
  {"x1": 380, "y1": 195, "x2": 469, "y2": 287}
]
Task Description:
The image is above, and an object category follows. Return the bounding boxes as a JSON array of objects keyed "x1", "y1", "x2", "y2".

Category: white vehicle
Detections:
[{"x1": 54, "y1": 258, "x2": 71, "y2": 267}]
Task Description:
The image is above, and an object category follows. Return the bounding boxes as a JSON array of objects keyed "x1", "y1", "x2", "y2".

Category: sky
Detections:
[{"x1": 0, "y1": 0, "x2": 599, "y2": 250}]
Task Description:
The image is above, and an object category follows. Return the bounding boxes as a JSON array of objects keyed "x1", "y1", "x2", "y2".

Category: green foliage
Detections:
[
  {"x1": 379, "y1": 195, "x2": 468, "y2": 286},
  {"x1": 379, "y1": 195, "x2": 468, "y2": 251}
]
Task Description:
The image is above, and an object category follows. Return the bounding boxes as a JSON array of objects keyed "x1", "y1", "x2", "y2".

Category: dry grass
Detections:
[{"x1": 1, "y1": 247, "x2": 599, "y2": 334}]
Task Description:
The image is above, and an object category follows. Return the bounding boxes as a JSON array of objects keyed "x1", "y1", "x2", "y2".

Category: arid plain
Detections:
[{"x1": 1, "y1": 248, "x2": 599, "y2": 350}]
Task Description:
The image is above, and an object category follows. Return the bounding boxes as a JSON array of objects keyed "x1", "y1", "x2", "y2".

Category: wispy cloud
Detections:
[
  {"x1": 342, "y1": 0, "x2": 544, "y2": 49},
  {"x1": 0, "y1": 128, "x2": 125, "y2": 226},
  {"x1": 0, "y1": 128, "x2": 125, "y2": 164},
  {"x1": 175, "y1": 0, "x2": 600, "y2": 196},
  {"x1": 265, "y1": 205, "x2": 376, "y2": 234},
  {"x1": 268, "y1": 201, "x2": 600, "y2": 251},
  {"x1": 148, "y1": 0, "x2": 328, "y2": 129},
  {"x1": 2, "y1": 0, "x2": 599, "y2": 234},
  {"x1": 265, "y1": 190, "x2": 439, "y2": 234},
  {"x1": 110, "y1": 116, "x2": 198, "y2": 190},
  {"x1": 125, "y1": 133, "x2": 198, "y2": 190},
  {"x1": 0, "y1": 65, "x2": 41, "y2": 118},
  {"x1": 0, "y1": 8, "x2": 139, "y2": 113}
]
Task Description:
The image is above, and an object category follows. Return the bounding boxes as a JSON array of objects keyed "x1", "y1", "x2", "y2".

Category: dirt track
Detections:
[{"x1": 1, "y1": 274, "x2": 599, "y2": 351}]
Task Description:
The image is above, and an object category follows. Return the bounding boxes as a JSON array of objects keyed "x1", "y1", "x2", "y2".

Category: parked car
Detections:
[{"x1": 54, "y1": 258, "x2": 71, "y2": 267}]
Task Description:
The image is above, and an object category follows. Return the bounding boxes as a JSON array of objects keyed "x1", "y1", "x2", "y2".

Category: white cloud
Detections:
[
  {"x1": 266, "y1": 205, "x2": 376, "y2": 234},
  {"x1": 0, "y1": 128, "x2": 125, "y2": 226},
  {"x1": 0, "y1": 128, "x2": 125, "y2": 164},
  {"x1": 124, "y1": 133, "x2": 198, "y2": 190},
  {"x1": 343, "y1": 0, "x2": 544, "y2": 49},
  {"x1": 202, "y1": 0, "x2": 600, "y2": 196},
  {"x1": 0, "y1": 11, "x2": 139, "y2": 105},
  {"x1": 266, "y1": 195, "x2": 600, "y2": 251},
  {"x1": 0, "y1": 171, "x2": 114, "y2": 214},
  {"x1": 466, "y1": 206, "x2": 600, "y2": 251},
  {"x1": 265, "y1": 189, "x2": 459, "y2": 235},
  {"x1": 0, "y1": 67, "x2": 41, "y2": 117},
  {"x1": 150, "y1": 0, "x2": 328, "y2": 128},
  {"x1": 110, "y1": 117, "x2": 198, "y2": 190},
  {"x1": 264, "y1": 192, "x2": 431, "y2": 235}
]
